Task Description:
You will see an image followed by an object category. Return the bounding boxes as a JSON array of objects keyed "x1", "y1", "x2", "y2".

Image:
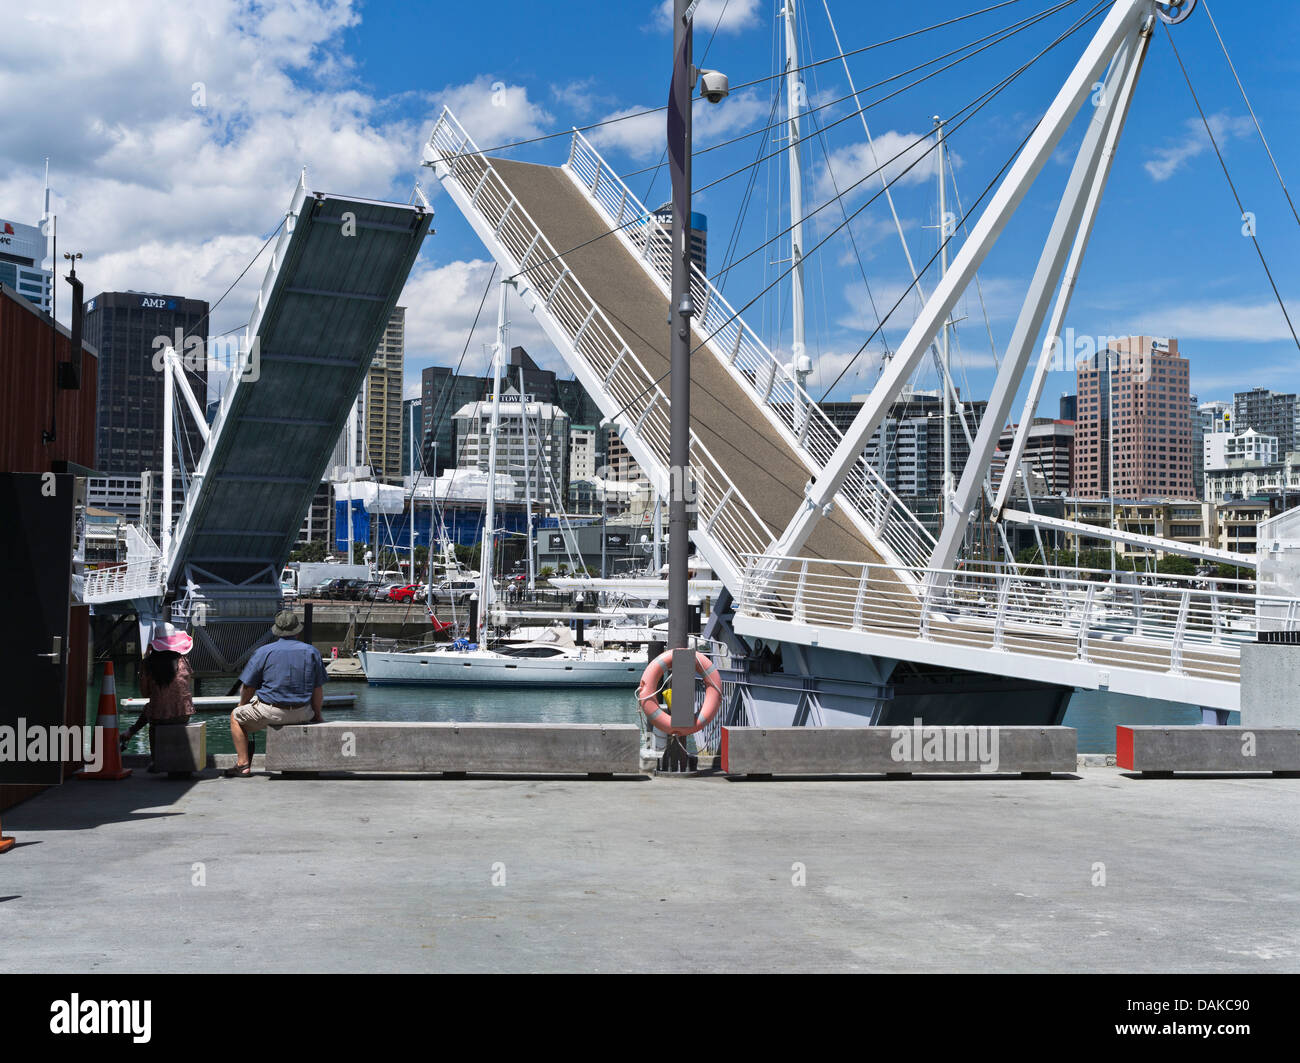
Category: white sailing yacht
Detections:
[{"x1": 358, "y1": 276, "x2": 646, "y2": 688}]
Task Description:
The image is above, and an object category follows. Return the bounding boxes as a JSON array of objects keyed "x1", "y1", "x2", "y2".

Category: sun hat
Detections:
[
  {"x1": 272, "y1": 609, "x2": 304, "y2": 638},
  {"x1": 148, "y1": 621, "x2": 194, "y2": 655}
]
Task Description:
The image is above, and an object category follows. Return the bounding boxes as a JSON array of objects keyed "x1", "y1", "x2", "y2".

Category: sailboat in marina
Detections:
[{"x1": 358, "y1": 269, "x2": 647, "y2": 687}]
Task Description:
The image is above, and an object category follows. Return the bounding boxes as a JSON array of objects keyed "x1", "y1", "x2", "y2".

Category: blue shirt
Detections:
[{"x1": 240, "y1": 639, "x2": 327, "y2": 706}]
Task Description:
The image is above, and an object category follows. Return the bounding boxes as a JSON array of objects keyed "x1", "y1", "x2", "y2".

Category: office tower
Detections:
[
  {"x1": 0, "y1": 215, "x2": 52, "y2": 312},
  {"x1": 85, "y1": 290, "x2": 209, "y2": 539},
  {"x1": 1072, "y1": 336, "x2": 1193, "y2": 499}
]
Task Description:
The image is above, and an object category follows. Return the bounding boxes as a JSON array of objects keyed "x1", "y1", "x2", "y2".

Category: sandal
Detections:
[{"x1": 223, "y1": 762, "x2": 252, "y2": 778}]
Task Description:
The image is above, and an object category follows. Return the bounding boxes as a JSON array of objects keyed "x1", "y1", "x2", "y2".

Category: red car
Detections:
[{"x1": 387, "y1": 583, "x2": 423, "y2": 603}]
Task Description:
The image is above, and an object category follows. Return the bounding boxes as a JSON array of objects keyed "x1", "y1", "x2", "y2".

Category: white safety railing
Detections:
[
  {"x1": 566, "y1": 130, "x2": 936, "y2": 572},
  {"x1": 82, "y1": 530, "x2": 167, "y2": 604},
  {"x1": 737, "y1": 553, "x2": 1292, "y2": 684},
  {"x1": 428, "y1": 108, "x2": 773, "y2": 581}
]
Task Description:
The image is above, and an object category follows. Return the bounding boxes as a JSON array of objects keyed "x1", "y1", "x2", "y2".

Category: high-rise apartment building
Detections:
[
  {"x1": 1234, "y1": 387, "x2": 1298, "y2": 454},
  {"x1": 421, "y1": 346, "x2": 605, "y2": 475},
  {"x1": 453, "y1": 388, "x2": 570, "y2": 504},
  {"x1": 1072, "y1": 336, "x2": 1194, "y2": 499},
  {"x1": 362, "y1": 307, "x2": 405, "y2": 482}
]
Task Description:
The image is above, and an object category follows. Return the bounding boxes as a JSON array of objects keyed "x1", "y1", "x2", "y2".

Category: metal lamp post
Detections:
[{"x1": 667, "y1": 0, "x2": 728, "y2": 743}]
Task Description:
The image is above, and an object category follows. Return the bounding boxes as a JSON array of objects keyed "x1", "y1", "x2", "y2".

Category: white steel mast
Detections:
[{"x1": 783, "y1": 1, "x2": 809, "y2": 400}]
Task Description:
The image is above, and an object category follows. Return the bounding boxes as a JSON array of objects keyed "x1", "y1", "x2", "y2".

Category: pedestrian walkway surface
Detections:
[{"x1": 2, "y1": 768, "x2": 1296, "y2": 972}]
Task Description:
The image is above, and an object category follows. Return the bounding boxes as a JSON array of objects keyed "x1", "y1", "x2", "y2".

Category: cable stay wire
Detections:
[
  {"x1": 812, "y1": 3, "x2": 1112, "y2": 400},
  {"x1": 697, "y1": 0, "x2": 1111, "y2": 383},
  {"x1": 1201, "y1": 0, "x2": 1300, "y2": 232},
  {"x1": 503, "y1": 0, "x2": 1079, "y2": 288},
  {"x1": 704, "y1": 0, "x2": 1092, "y2": 289},
  {"x1": 432, "y1": 1, "x2": 1031, "y2": 166},
  {"x1": 621, "y1": 0, "x2": 1082, "y2": 181},
  {"x1": 1163, "y1": 21, "x2": 1300, "y2": 354}
]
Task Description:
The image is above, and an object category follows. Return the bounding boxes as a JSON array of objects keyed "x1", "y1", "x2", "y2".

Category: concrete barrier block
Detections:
[
  {"x1": 266, "y1": 722, "x2": 644, "y2": 776},
  {"x1": 1116, "y1": 726, "x2": 1300, "y2": 774},
  {"x1": 719, "y1": 726, "x2": 1076, "y2": 777},
  {"x1": 152, "y1": 720, "x2": 206, "y2": 773},
  {"x1": 1240, "y1": 643, "x2": 1300, "y2": 727}
]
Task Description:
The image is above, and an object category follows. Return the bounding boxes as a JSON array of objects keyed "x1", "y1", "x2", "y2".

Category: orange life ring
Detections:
[{"x1": 637, "y1": 650, "x2": 723, "y2": 736}]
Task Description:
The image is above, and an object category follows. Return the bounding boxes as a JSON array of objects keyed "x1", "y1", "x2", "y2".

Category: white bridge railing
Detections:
[
  {"x1": 428, "y1": 108, "x2": 773, "y2": 582},
  {"x1": 737, "y1": 553, "x2": 1298, "y2": 684},
  {"x1": 81, "y1": 527, "x2": 167, "y2": 604},
  {"x1": 566, "y1": 130, "x2": 936, "y2": 573}
]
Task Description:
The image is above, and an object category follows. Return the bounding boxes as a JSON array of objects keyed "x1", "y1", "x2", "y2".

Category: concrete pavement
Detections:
[{"x1": 1, "y1": 766, "x2": 1296, "y2": 972}]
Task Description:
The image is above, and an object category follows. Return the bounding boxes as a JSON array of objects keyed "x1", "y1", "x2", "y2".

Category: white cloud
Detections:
[
  {"x1": 398, "y1": 257, "x2": 568, "y2": 401},
  {"x1": 1133, "y1": 298, "x2": 1300, "y2": 343},
  {"x1": 814, "y1": 130, "x2": 948, "y2": 206},
  {"x1": 587, "y1": 90, "x2": 768, "y2": 162},
  {"x1": 651, "y1": 0, "x2": 762, "y2": 35},
  {"x1": 433, "y1": 76, "x2": 553, "y2": 149},
  {"x1": 1144, "y1": 113, "x2": 1253, "y2": 182}
]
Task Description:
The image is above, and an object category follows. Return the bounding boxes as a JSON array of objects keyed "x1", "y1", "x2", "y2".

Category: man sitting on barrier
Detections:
[{"x1": 225, "y1": 610, "x2": 326, "y2": 777}]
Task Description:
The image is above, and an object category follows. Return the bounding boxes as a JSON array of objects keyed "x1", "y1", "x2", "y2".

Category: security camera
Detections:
[{"x1": 699, "y1": 70, "x2": 730, "y2": 104}]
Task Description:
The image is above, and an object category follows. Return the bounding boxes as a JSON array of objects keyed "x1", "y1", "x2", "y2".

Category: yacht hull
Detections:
[{"x1": 359, "y1": 649, "x2": 644, "y2": 687}]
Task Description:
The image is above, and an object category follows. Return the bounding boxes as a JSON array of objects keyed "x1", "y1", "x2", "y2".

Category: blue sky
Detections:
[{"x1": 5, "y1": 0, "x2": 1299, "y2": 415}]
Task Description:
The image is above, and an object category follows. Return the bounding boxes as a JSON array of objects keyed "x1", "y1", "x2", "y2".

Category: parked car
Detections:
[
  {"x1": 430, "y1": 578, "x2": 478, "y2": 606},
  {"x1": 324, "y1": 578, "x2": 374, "y2": 601},
  {"x1": 368, "y1": 581, "x2": 405, "y2": 601},
  {"x1": 387, "y1": 583, "x2": 424, "y2": 603}
]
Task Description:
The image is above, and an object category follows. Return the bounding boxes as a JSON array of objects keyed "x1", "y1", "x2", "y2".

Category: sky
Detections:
[{"x1": 5, "y1": 0, "x2": 1300, "y2": 420}]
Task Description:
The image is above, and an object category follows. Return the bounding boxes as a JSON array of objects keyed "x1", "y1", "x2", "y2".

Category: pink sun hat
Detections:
[{"x1": 149, "y1": 622, "x2": 194, "y2": 655}]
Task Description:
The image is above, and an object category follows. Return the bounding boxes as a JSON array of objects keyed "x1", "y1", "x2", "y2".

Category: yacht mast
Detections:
[
  {"x1": 480, "y1": 278, "x2": 509, "y2": 640},
  {"x1": 783, "y1": 1, "x2": 809, "y2": 397},
  {"x1": 935, "y1": 115, "x2": 953, "y2": 514}
]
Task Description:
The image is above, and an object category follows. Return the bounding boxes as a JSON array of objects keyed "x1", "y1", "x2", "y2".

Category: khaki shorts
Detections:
[{"x1": 233, "y1": 695, "x2": 313, "y2": 732}]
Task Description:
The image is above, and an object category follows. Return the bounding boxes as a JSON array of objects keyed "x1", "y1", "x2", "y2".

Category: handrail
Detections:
[
  {"x1": 428, "y1": 108, "x2": 775, "y2": 583},
  {"x1": 566, "y1": 129, "x2": 937, "y2": 573},
  {"x1": 735, "y1": 552, "x2": 1294, "y2": 680}
]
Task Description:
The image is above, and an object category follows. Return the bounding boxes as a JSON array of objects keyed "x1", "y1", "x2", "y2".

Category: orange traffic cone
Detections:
[
  {"x1": 0, "y1": 814, "x2": 14, "y2": 854},
  {"x1": 77, "y1": 661, "x2": 132, "y2": 780}
]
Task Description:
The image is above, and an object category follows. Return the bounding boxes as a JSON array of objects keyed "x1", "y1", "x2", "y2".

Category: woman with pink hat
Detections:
[{"x1": 121, "y1": 622, "x2": 196, "y2": 771}]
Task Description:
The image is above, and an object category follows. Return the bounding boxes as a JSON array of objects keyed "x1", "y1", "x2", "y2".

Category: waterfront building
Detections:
[
  {"x1": 1204, "y1": 428, "x2": 1279, "y2": 471},
  {"x1": 1233, "y1": 387, "x2": 1299, "y2": 454},
  {"x1": 570, "y1": 425, "x2": 598, "y2": 480},
  {"x1": 452, "y1": 388, "x2": 570, "y2": 506},
  {"x1": 420, "y1": 346, "x2": 605, "y2": 475},
  {"x1": 1191, "y1": 398, "x2": 1233, "y2": 498},
  {"x1": 1059, "y1": 393, "x2": 1077, "y2": 421},
  {"x1": 993, "y1": 419, "x2": 1075, "y2": 496},
  {"x1": 1072, "y1": 336, "x2": 1194, "y2": 499},
  {"x1": 0, "y1": 215, "x2": 52, "y2": 313},
  {"x1": 1204, "y1": 452, "x2": 1300, "y2": 506}
]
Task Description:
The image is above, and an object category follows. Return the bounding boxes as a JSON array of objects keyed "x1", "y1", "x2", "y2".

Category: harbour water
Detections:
[{"x1": 109, "y1": 673, "x2": 1233, "y2": 757}]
